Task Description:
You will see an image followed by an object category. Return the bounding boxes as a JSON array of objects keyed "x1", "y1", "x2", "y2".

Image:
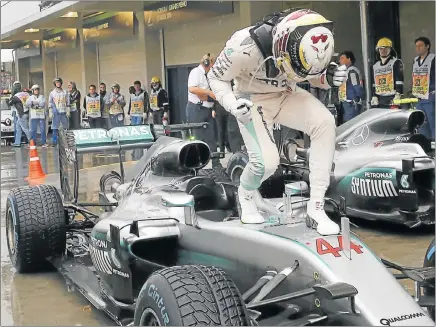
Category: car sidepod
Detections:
[{"x1": 335, "y1": 158, "x2": 435, "y2": 227}]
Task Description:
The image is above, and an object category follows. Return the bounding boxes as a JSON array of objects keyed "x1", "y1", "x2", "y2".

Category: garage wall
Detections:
[
  {"x1": 84, "y1": 43, "x2": 98, "y2": 88},
  {"x1": 145, "y1": 30, "x2": 163, "y2": 85},
  {"x1": 399, "y1": 1, "x2": 436, "y2": 92},
  {"x1": 56, "y1": 49, "x2": 83, "y2": 93},
  {"x1": 99, "y1": 37, "x2": 145, "y2": 95},
  {"x1": 309, "y1": 2, "x2": 363, "y2": 72},
  {"x1": 17, "y1": 58, "x2": 30, "y2": 89},
  {"x1": 29, "y1": 56, "x2": 42, "y2": 73},
  {"x1": 164, "y1": 3, "x2": 242, "y2": 66}
]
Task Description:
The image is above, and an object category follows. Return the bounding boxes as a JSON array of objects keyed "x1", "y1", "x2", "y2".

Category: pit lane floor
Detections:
[{"x1": 1, "y1": 146, "x2": 434, "y2": 326}]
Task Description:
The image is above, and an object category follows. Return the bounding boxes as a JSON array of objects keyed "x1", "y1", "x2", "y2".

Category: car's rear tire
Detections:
[
  {"x1": 423, "y1": 238, "x2": 435, "y2": 321},
  {"x1": 226, "y1": 151, "x2": 249, "y2": 184},
  {"x1": 134, "y1": 265, "x2": 249, "y2": 326},
  {"x1": 226, "y1": 151, "x2": 286, "y2": 198},
  {"x1": 199, "y1": 168, "x2": 232, "y2": 183},
  {"x1": 6, "y1": 185, "x2": 66, "y2": 273}
]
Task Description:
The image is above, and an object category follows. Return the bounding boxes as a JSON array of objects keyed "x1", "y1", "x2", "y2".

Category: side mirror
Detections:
[
  {"x1": 285, "y1": 182, "x2": 309, "y2": 196},
  {"x1": 161, "y1": 193, "x2": 197, "y2": 227}
]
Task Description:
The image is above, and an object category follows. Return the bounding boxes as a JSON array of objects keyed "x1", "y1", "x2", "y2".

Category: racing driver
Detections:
[{"x1": 208, "y1": 9, "x2": 347, "y2": 235}]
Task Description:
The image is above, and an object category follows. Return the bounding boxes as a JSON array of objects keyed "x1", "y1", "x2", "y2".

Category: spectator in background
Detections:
[
  {"x1": 149, "y1": 76, "x2": 170, "y2": 124},
  {"x1": 83, "y1": 84, "x2": 102, "y2": 128},
  {"x1": 99, "y1": 82, "x2": 110, "y2": 129},
  {"x1": 128, "y1": 81, "x2": 149, "y2": 125},
  {"x1": 186, "y1": 53, "x2": 221, "y2": 168},
  {"x1": 27, "y1": 84, "x2": 47, "y2": 147},
  {"x1": 413, "y1": 36, "x2": 435, "y2": 140},
  {"x1": 106, "y1": 83, "x2": 126, "y2": 127},
  {"x1": 9, "y1": 81, "x2": 31, "y2": 147},
  {"x1": 338, "y1": 51, "x2": 365, "y2": 122},
  {"x1": 49, "y1": 77, "x2": 69, "y2": 146},
  {"x1": 67, "y1": 81, "x2": 81, "y2": 129},
  {"x1": 213, "y1": 102, "x2": 230, "y2": 153},
  {"x1": 371, "y1": 37, "x2": 404, "y2": 108}
]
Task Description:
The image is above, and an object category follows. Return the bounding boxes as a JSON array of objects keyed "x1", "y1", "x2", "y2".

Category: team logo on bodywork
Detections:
[{"x1": 339, "y1": 168, "x2": 398, "y2": 198}]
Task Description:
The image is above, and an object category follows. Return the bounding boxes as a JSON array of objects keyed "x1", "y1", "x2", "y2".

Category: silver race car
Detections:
[{"x1": 5, "y1": 124, "x2": 435, "y2": 326}]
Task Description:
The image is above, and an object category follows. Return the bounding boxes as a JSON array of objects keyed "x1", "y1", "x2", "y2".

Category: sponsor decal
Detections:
[
  {"x1": 72, "y1": 125, "x2": 153, "y2": 146},
  {"x1": 89, "y1": 246, "x2": 112, "y2": 275},
  {"x1": 316, "y1": 236, "x2": 363, "y2": 258},
  {"x1": 91, "y1": 236, "x2": 107, "y2": 248},
  {"x1": 379, "y1": 312, "x2": 425, "y2": 326},
  {"x1": 169, "y1": 178, "x2": 183, "y2": 188},
  {"x1": 273, "y1": 123, "x2": 281, "y2": 131},
  {"x1": 225, "y1": 48, "x2": 234, "y2": 56},
  {"x1": 113, "y1": 268, "x2": 129, "y2": 278},
  {"x1": 351, "y1": 177, "x2": 398, "y2": 197},
  {"x1": 350, "y1": 124, "x2": 369, "y2": 146},
  {"x1": 252, "y1": 77, "x2": 288, "y2": 88},
  {"x1": 373, "y1": 141, "x2": 383, "y2": 148},
  {"x1": 364, "y1": 172, "x2": 392, "y2": 179},
  {"x1": 213, "y1": 65, "x2": 225, "y2": 77},
  {"x1": 399, "y1": 189, "x2": 416, "y2": 194},
  {"x1": 399, "y1": 174, "x2": 416, "y2": 194},
  {"x1": 400, "y1": 174, "x2": 410, "y2": 188},
  {"x1": 395, "y1": 135, "x2": 410, "y2": 142},
  {"x1": 148, "y1": 284, "x2": 170, "y2": 325}
]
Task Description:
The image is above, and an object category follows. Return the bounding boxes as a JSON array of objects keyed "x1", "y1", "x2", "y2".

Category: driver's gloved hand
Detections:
[{"x1": 229, "y1": 98, "x2": 253, "y2": 125}]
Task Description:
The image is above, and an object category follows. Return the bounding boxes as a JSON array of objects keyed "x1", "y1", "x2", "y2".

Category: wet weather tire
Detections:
[
  {"x1": 134, "y1": 265, "x2": 249, "y2": 326},
  {"x1": 6, "y1": 185, "x2": 66, "y2": 273},
  {"x1": 423, "y1": 238, "x2": 435, "y2": 321},
  {"x1": 226, "y1": 151, "x2": 286, "y2": 198},
  {"x1": 226, "y1": 151, "x2": 249, "y2": 184},
  {"x1": 199, "y1": 168, "x2": 232, "y2": 183}
]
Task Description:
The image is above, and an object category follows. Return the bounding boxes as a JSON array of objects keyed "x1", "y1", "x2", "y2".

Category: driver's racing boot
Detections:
[
  {"x1": 306, "y1": 200, "x2": 340, "y2": 235},
  {"x1": 238, "y1": 185, "x2": 265, "y2": 224}
]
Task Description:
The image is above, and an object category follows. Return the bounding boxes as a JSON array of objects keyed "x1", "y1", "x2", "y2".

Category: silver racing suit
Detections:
[{"x1": 208, "y1": 27, "x2": 336, "y2": 201}]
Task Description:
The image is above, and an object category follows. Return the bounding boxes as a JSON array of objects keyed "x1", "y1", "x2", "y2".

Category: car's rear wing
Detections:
[
  {"x1": 66, "y1": 125, "x2": 154, "y2": 154},
  {"x1": 58, "y1": 122, "x2": 209, "y2": 204}
]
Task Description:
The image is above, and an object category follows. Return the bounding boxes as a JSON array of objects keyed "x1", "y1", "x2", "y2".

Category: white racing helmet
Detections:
[
  {"x1": 31, "y1": 84, "x2": 40, "y2": 91},
  {"x1": 272, "y1": 9, "x2": 334, "y2": 82}
]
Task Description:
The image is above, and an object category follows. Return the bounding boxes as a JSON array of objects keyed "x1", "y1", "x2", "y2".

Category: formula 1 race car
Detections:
[
  {"x1": 5, "y1": 124, "x2": 435, "y2": 326},
  {"x1": 227, "y1": 106, "x2": 435, "y2": 228}
]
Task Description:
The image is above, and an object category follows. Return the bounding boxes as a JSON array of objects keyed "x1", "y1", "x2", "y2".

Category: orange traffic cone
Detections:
[{"x1": 25, "y1": 140, "x2": 46, "y2": 184}]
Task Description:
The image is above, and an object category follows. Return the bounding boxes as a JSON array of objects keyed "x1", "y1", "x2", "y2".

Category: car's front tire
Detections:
[
  {"x1": 423, "y1": 238, "x2": 435, "y2": 321},
  {"x1": 134, "y1": 265, "x2": 249, "y2": 326},
  {"x1": 6, "y1": 185, "x2": 66, "y2": 273}
]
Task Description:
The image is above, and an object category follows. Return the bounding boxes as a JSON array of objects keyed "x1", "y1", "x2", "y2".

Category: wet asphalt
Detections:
[{"x1": 0, "y1": 145, "x2": 434, "y2": 326}]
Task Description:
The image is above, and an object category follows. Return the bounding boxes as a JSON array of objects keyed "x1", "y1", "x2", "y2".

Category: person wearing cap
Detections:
[
  {"x1": 149, "y1": 76, "x2": 169, "y2": 124},
  {"x1": 26, "y1": 85, "x2": 47, "y2": 147},
  {"x1": 412, "y1": 37, "x2": 435, "y2": 141},
  {"x1": 67, "y1": 81, "x2": 81, "y2": 130},
  {"x1": 83, "y1": 84, "x2": 103, "y2": 128},
  {"x1": 49, "y1": 77, "x2": 70, "y2": 146},
  {"x1": 186, "y1": 53, "x2": 221, "y2": 168},
  {"x1": 128, "y1": 81, "x2": 149, "y2": 125},
  {"x1": 105, "y1": 83, "x2": 126, "y2": 127},
  {"x1": 371, "y1": 37, "x2": 404, "y2": 108},
  {"x1": 8, "y1": 81, "x2": 31, "y2": 147}
]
